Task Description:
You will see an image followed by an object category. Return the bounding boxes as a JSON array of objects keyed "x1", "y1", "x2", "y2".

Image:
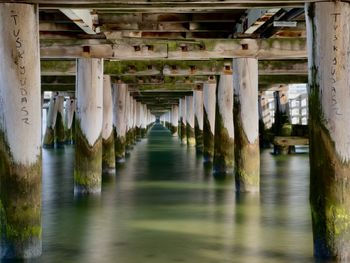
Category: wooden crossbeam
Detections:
[{"x1": 40, "y1": 38, "x2": 307, "y2": 59}]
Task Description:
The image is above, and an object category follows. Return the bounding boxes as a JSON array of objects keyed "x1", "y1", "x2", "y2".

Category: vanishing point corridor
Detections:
[{"x1": 38, "y1": 124, "x2": 312, "y2": 263}]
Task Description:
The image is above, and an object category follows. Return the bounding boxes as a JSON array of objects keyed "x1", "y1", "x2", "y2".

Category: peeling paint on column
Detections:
[
  {"x1": 233, "y1": 58, "x2": 260, "y2": 192},
  {"x1": 306, "y1": 2, "x2": 350, "y2": 260},
  {"x1": 102, "y1": 75, "x2": 115, "y2": 173},
  {"x1": 112, "y1": 83, "x2": 127, "y2": 163},
  {"x1": 213, "y1": 74, "x2": 234, "y2": 176},
  {"x1": 74, "y1": 58, "x2": 103, "y2": 194},
  {"x1": 203, "y1": 81, "x2": 216, "y2": 163},
  {"x1": 0, "y1": 3, "x2": 42, "y2": 258}
]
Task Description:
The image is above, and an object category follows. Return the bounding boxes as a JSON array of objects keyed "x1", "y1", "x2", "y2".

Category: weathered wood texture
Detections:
[{"x1": 306, "y1": 1, "x2": 350, "y2": 260}]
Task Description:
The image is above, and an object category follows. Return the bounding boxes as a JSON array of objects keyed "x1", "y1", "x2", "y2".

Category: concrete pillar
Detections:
[
  {"x1": 55, "y1": 95, "x2": 65, "y2": 148},
  {"x1": 213, "y1": 73, "x2": 234, "y2": 175},
  {"x1": 112, "y1": 83, "x2": 127, "y2": 163},
  {"x1": 43, "y1": 95, "x2": 58, "y2": 148},
  {"x1": 135, "y1": 101, "x2": 141, "y2": 140},
  {"x1": 186, "y1": 95, "x2": 195, "y2": 146},
  {"x1": 131, "y1": 98, "x2": 137, "y2": 143},
  {"x1": 65, "y1": 98, "x2": 76, "y2": 144},
  {"x1": 140, "y1": 104, "x2": 147, "y2": 138},
  {"x1": 233, "y1": 58, "x2": 260, "y2": 192},
  {"x1": 194, "y1": 87, "x2": 204, "y2": 152},
  {"x1": 273, "y1": 88, "x2": 292, "y2": 154},
  {"x1": 125, "y1": 93, "x2": 132, "y2": 149},
  {"x1": 203, "y1": 80, "x2": 217, "y2": 163},
  {"x1": 75, "y1": 58, "x2": 103, "y2": 194},
  {"x1": 179, "y1": 98, "x2": 187, "y2": 144},
  {"x1": 102, "y1": 75, "x2": 115, "y2": 173},
  {"x1": 170, "y1": 105, "x2": 179, "y2": 136},
  {"x1": 306, "y1": 2, "x2": 350, "y2": 260},
  {"x1": 0, "y1": 3, "x2": 42, "y2": 258}
]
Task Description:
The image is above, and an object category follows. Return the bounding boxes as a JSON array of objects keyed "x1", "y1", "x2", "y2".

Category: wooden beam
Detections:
[
  {"x1": 40, "y1": 59, "x2": 307, "y2": 76},
  {"x1": 26, "y1": 1, "x2": 317, "y2": 10},
  {"x1": 59, "y1": 9, "x2": 99, "y2": 34},
  {"x1": 40, "y1": 38, "x2": 307, "y2": 59}
]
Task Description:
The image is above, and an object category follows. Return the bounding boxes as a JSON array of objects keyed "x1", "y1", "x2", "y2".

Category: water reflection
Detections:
[{"x1": 2, "y1": 124, "x2": 316, "y2": 263}]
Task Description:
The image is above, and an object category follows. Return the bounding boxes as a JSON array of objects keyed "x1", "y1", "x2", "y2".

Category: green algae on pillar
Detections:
[
  {"x1": 43, "y1": 95, "x2": 58, "y2": 148},
  {"x1": 233, "y1": 58, "x2": 260, "y2": 192},
  {"x1": 55, "y1": 95, "x2": 66, "y2": 148},
  {"x1": 203, "y1": 80, "x2": 217, "y2": 163},
  {"x1": 213, "y1": 73, "x2": 234, "y2": 176},
  {"x1": 102, "y1": 75, "x2": 115, "y2": 173},
  {"x1": 65, "y1": 98, "x2": 76, "y2": 144},
  {"x1": 74, "y1": 58, "x2": 103, "y2": 194},
  {"x1": 0, "y1": 3, "x2": 42, "y2": 258},
  {"x1": 112, "y1": 83, "x2": 127, "y2": 163},
  {"x1": 194, "y1": 87, "x2": 204, "y2": 153},
  {"x1": 306, "y1": 2, "x2": 350, "y2": 260},
  {"x1": 186, "y1": 95, "x2": 196, "y2": 146},
  {"x1": 179, "y1": 98, "x2": 187, "y2": 144}
]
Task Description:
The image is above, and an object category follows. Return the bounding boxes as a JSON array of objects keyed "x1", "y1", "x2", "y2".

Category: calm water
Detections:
[{"x1": 21, "y1": 124, "x2": 316, "y2": 262}]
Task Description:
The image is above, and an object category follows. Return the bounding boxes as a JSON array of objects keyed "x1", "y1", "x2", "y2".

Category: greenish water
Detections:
[{"x1": 19, "y1": 124, "x2": 316, "y2": 262}]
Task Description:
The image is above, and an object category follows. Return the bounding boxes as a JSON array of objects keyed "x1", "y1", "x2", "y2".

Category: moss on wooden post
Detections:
[
  {"x1": 306, "y1": 2, "x2": 350, "y2": 260},
  {"x1": 0, "y1": 3, "x2": 42, "y2": 258},
  {"x1": 74, "y1": 122, "x2": 103, "y2": 193},
  {"x1": 213, "y1": 74, "x2": 234, "y2": 176},
  {"x1": 233, "y1": 58, "x2": 260, "y2": 192}
]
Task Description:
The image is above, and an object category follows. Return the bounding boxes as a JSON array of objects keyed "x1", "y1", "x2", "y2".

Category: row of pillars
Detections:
[
  {"x1": 1, "y1": 1, "x2": 350, "y2": 261},
  {"x1": 160, "y1": 59, "x2": 259, "y2": 192}
]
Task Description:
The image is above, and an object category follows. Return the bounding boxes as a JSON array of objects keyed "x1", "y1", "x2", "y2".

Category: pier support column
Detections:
[
  {"x1": 194, "y1": 86, "x2": 204, "y2": 153},
  {"x1": 203, "y1": 80, "x2": 217, "y2": 163},
  {"x1": 43, "y1": 95, "x2": 58, "y2": 148},
  {"x1": 273, "y1": 86, "x2": 291, "y2": 154},
  {"x1": 186, "y1": 95, "x2": 195, "y2": 146},
  {"x1": 102, "y1": 75, "x2": 115, "y2": 173},
  {"x1": 170, "y1": 105, "x2": 179, "y2": 136},
  {"x1": 180, "y1": 98, "x2": 187, "y2": 144},
  {"x1": 306, "y1": 2, "x2": 350, "y2": 260},
  {"x1": 55, "y1": 95, "x2": 65, "y2": 148},
  {"x1": 74, "y1": 58, "x2": 103, "y2": 194},
  {"x1": 65, "y1": 98, "x2": 76, "y2": 144},
  {"x1": 233, "y1": 58, "x2": 260, "y2": 192},
  {"x1": 0, "y1": 3, "x2": 42, "y2": 258},
  {"x1": 213, "y1": 73, "x2": 234, "y2": 175},
  {"x1": 140, "y1": 104, "x2": 147, "y2": 138},
  {"x1": 135, "y1": 101, "x2": 142, "y2": 140},
  {"x1": 112, "y1": 83, "x2": 127, "y2": 163},
  {"x1": 124, "y1": 91, "x2": 131, "y2": 151}
]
